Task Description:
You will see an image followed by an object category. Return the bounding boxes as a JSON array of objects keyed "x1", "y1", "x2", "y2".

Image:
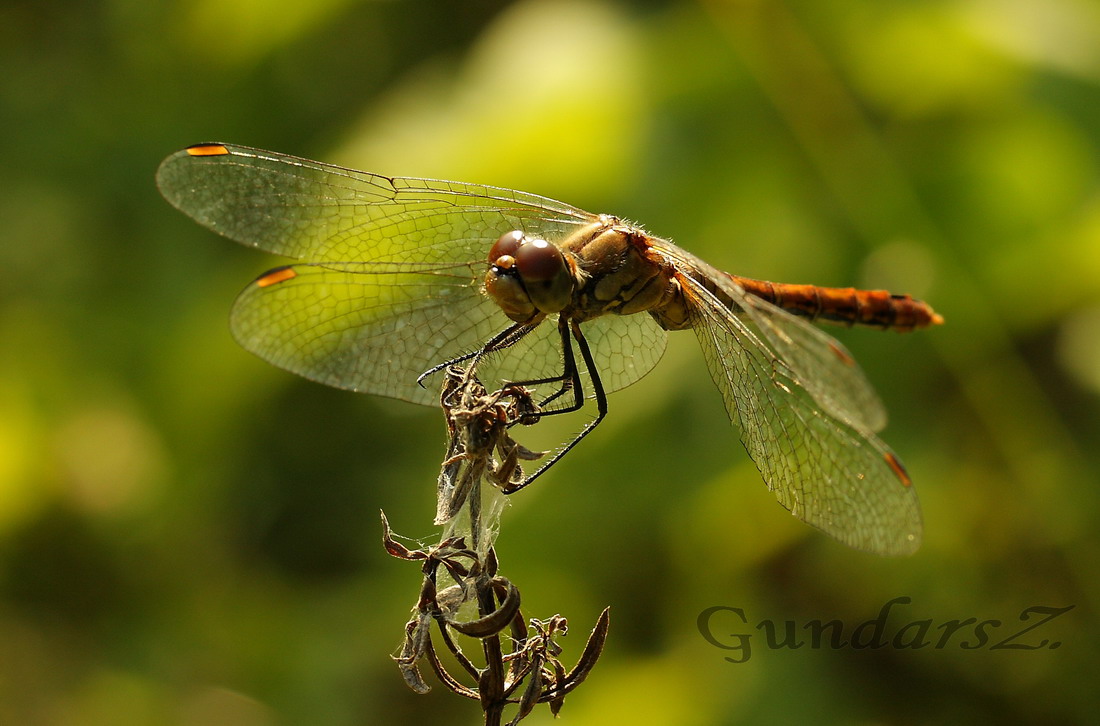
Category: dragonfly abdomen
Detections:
[{"x1": 730, "y1": 276, "x2": 943, "y2": 332}]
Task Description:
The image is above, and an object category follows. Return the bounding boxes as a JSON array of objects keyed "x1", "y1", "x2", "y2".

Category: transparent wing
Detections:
[
  {"x1": 651, "y1": 240, "x2": 888, "y2": 432},
  {"x1": 578, "y1": 312, "x2": 667, "y2": 400},
  {"x1": 231, "y1": 261, "x2": 502, "y2": 404},
  {"x1": 155, "y1": 143, "x2": 593, "y2": 264},
  {"x1": 650, "y1": 246, "x2": 921, "y2": 555},
  {"x1": 158, "y1": 144, "x2": 666, "y2": 401},
  {"x1": 737, "y1": 294, "x2": 888, "y2": 432},
  {"x1": 230, "y1": 261, "x2": 667, "y2": 405}
]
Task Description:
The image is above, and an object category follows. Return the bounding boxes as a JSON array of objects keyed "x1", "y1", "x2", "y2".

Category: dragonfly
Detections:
[{"x1": 157, "y1": 143, "x2": 942, "y2": 556}]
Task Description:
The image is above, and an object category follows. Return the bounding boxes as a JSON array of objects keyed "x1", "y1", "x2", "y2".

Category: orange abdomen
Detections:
[{"x1": 730, "y1": 276, "x2": 943, "y2": 332}]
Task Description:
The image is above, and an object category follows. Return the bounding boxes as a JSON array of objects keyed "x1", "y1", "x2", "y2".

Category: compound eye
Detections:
[
  {"x1": 489, "y1": 230, "x2": 525, "y2": 263},
  {"x1": 514, "y1": 239, "x2": 565, "y2": 282}
]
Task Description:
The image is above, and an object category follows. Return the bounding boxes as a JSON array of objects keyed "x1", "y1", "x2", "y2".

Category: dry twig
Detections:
[{"x1": 382, "y1": 365, "x2": 610, "y2": 725}]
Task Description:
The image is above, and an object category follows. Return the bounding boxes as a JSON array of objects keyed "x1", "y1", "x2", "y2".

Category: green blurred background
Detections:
[{"x1": 3, "y1": 0, "x2": 1099, "y2": 723}]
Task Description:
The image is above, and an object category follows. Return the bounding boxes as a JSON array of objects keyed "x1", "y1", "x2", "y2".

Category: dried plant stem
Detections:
[{"x1": 382, "y1": 364, "x2": 611, "y2": 724}]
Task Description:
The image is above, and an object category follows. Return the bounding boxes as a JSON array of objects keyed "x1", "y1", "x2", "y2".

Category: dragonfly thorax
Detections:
[{"x1": 562, "y1": 220, "x2": 678, "y2": 323}]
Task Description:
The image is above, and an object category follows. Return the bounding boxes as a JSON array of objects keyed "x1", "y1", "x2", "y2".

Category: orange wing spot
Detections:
[
  {"x1": 827, "y1": 341, "x2": 856, "y2": 367},
  {"x1": 256, "y1": 266, "x2": 297, "y2": 288},
  {"x1": 884, "y1": 452, "x2": 912, "y2": 487},
  {"x1": 186, "y1": 144, "x2": 230, "y2": 157}
]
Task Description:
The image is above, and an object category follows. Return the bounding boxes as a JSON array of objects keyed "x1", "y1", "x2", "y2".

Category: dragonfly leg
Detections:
[
  {"x1": 416, "y1": 322, "x2": 536, "y2": 388},
  {"x1": 503, "y1": 319, "x2": 607, "y2": 493},
  {"x1": 422, "y1": 315, "x2": 607, "y2": 491},
  {"x1": 504, "y1": 315, "x2": 585, "y2": 415},
  {"x1": 430, "y1": 316, "x2": 581, "y2": 414}
]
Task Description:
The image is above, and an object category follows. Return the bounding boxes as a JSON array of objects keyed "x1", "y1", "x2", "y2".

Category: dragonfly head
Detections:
[{"x1": 485, "y1": 230, "x2": 574, "y2": 323}]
